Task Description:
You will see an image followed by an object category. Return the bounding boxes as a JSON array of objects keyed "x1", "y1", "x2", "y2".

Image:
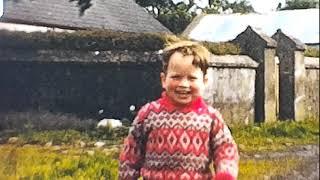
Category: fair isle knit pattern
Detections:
[{"x1": 119, "y1": 94, "x2": 239, "y2": 180}]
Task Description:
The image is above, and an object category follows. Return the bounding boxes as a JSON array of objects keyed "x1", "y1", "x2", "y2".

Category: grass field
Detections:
[{"x1": 0, "y1": 119, "x2": 318, "y2": 179}]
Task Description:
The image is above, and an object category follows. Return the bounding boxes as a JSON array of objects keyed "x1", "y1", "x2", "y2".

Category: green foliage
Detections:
[
  {"x1": 281, "y1": 0, "x2": 319, "y2": 10},
  {"x1": 304, "y1": 46, "x2": 320, "y2": 57},
  {"x1": 0, "y1": 29, "x2": 167, "y2": 51},
  {"x1": 232, "y1": 119, "x2": 319, "y2": 152},
  {"x1": 202, "y1": 41, "x2": 241, "y2": 55},
  {"x1": 12, "y1": 126, "x2": 129, "y2": 146},
  {"x1": 0, "y1": 145, "x2": 119, "y2": 179},
  {"x1": 157, "y1": 6, "x2": 195, "y2": 34},
  {"x1": 136, "y1": 0, "x2": 255, "y2": 34},
  {"x1": 224, "y1": 0, "x2": 255, "y2": 14},
  {"x1": 135, "y1": 0, "x2": 197, "y2": 34},
  {"x1": 95, "y1": 126, "x2": 130, "y2": 141},
  {"x1": 0, "y1": 29, "x2": 241, "y2": 55},
  {"x1": 204, "y1": 0, "x2": 255, "y2": 14},
  {"x1": 18, "y1": 130, "x2": 91, "y2": 145},
  {"x1": 0, "y1": 118, "x2": 318, "y2": 179}
]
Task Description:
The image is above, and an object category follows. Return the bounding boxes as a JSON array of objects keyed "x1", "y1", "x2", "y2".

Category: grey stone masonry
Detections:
[
  {"x1": 304, "y1": 57, "x2": 319, "y2": 120},
  {"x1": 204, "y1": 55, "x2": 258, "y2": 125},
  {"x1": 232, "y1": 26, "x2": 277, "y2": 123},
  {"x1": 272, "y1": 29, "x2": 307, "y2": 121}
]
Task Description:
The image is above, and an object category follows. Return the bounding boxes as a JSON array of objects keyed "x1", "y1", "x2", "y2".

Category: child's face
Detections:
[{"x1": 161, "y1": 52, "x2": 207, "y2": 106}]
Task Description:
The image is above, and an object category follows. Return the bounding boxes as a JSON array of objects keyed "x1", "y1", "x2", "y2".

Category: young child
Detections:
[{"x1": 119, "y1": 40, "x2": 239, "y2": 180}]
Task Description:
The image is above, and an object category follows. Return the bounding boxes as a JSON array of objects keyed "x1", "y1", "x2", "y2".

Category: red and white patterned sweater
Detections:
[{"x1": 119, "y1": 93, "x2": 239, "y2": 180}]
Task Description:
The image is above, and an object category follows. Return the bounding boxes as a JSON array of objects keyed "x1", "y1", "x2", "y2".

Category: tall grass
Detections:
[{"x1": 232, "y1": 119, "x2": 319, "y2": 152}]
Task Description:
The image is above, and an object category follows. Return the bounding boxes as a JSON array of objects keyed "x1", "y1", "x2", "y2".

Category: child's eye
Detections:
[
  {"x1": 171, "y1": 75, "x2": 181, "y2": 79},
  {"x1": 189, "y1": 76, "x2": 198, "y2": 80}
]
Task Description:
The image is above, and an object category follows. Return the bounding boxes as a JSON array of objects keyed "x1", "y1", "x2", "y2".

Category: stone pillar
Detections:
[
  {"x1": 232, "y1": 26, "x2": 277, "y2": 123},
  {"x1": 272, "y1": 29, "x2": 306, "y2": 121}
]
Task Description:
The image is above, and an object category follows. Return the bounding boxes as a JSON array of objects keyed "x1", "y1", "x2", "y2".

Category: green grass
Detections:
[
  {"x1": 10, "y1": 127, "x2": 129, "y2": 146},
  {"x1": 239, "y1": 157, "x2": 300, "y2": 179},
  {"x1": 0, "y1": 145, "x2": 119, "y2": 180},
  {"x1": 0, "y1": 144, "x2": 305, "y2": 180},
  {"x1": 0, "y1": 119, "x2": 318, "y2": 179},
  {"x1": 231, "y1": 119, "x2": 319, "y2": 152}
]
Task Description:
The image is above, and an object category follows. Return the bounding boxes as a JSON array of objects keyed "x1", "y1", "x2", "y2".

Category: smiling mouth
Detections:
[{"x1": 175, "y1": 91, "x2": 191, "y2": 97}]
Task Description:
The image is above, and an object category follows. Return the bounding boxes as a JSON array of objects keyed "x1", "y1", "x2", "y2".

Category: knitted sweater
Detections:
[{"x1": 119, "y1": 93, "x2": 239, "y2": 180}]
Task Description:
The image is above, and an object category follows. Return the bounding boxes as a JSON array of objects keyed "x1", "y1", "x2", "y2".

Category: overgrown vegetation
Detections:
[
  {"x1": 304, "y1": 46, "x2": 320, "y2": 57},
  {"x1": 202, "y1": 41, "x2": 241, "y2": 55},
  {"x1": 232, "y1": 119, "x2": 319, "y2": 152},
  {"x1": 0, "y1": 145, "x2": 119, "y2": 179},
  {"x1": 0, "y1": 29, "x2": 241, "y2": 55},
  {"x1": 1, "y1": 117, "x2": 318, "y2": 152},
  {"x1": 0, "y1": 118, "x2": 318, "y2": 178},
  {"x1": 280, "y1": 0, "x2": 319, "y2": 10},
  {"x1": 0, "y1": 144, "x2": 304, "y2": 179},
  {"x1": 4, "y1": 128, "x2": 129, "y2": 147}
]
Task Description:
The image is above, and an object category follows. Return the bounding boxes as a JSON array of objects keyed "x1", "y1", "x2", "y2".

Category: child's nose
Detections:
[{"x1": 178, "y1": 78, "x2": 190, "y2": 87}]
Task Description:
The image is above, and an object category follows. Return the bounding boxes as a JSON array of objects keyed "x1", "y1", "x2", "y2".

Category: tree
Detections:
[
  {"x1": 135, "y1": 0, "x2": 198, "y2": 34},
  {"x1": 204, "y1": 0, "x2": 254, "y2": 14},
  {"x1": 136, "y1": 0, "x2": 255, "y2": 34},
  {"x1": 280, "y1": 0, "x2": 319, "y2": 10},
  {"x1": 224, "y1": 0, "x2": 255, "y2": 14}
]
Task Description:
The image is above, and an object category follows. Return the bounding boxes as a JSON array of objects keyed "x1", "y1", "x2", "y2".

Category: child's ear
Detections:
[{"x1": 160, "y1": 72, "x2": 166, "y2": 89}]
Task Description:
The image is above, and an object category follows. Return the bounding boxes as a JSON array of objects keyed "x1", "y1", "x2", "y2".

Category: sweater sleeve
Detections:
[
  {"x1": 118, "y1": 104, "x2": 150, "y2": 180},
  {"x1": 209, "y1": 108, "x2": 239, "y2": 180}
]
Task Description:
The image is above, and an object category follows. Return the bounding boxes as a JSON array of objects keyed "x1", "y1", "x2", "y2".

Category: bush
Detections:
[
  {"x1": 18, "y1": 130, "x2": 91, "y2": 145},
  {"x1": 0, "y1": 29, "x2": 241, "y2": 55},
  {"x1": 202, "y1": 41, "x2": 241, "y2": 55},
  {"x1": 95, "y1": 126, "x2": 130, "y2": 141}
]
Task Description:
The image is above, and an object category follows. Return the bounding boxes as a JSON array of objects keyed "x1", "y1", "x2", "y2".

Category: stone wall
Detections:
[
  {"x1": 233, "y1": 26, "x2": 277, "y2": 123},
  {"x1": 204, "y1": 55, "x2": 258, "y2": 125},
  {"x1": 0, "y1": 49, "x2": 162, "y2": 120},
  {"x1": 304, "y1": 57, "x2": 319, "y2": 120},
  {"x1": 272, "y1": 30, "x2": 308, "y2": 121},
  {"x1": 0, "y1": 49, "x2": 258, "y2": 125},
  {"x1": 0, "y1": 28, "x2": 318, "y2": 126}
]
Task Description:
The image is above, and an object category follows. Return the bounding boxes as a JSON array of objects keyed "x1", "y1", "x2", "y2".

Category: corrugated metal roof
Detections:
[
  {"x1": 0, "y1": 0, "x2": 171, "y2": 34},
  {"x1": 183, "y1": 9, "x2": 319, "y2": 44}
]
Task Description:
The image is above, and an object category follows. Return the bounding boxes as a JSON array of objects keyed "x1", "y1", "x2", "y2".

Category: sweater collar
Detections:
[{"x1": 158, "y1": 91, "x2": 207, "y2": 113}]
